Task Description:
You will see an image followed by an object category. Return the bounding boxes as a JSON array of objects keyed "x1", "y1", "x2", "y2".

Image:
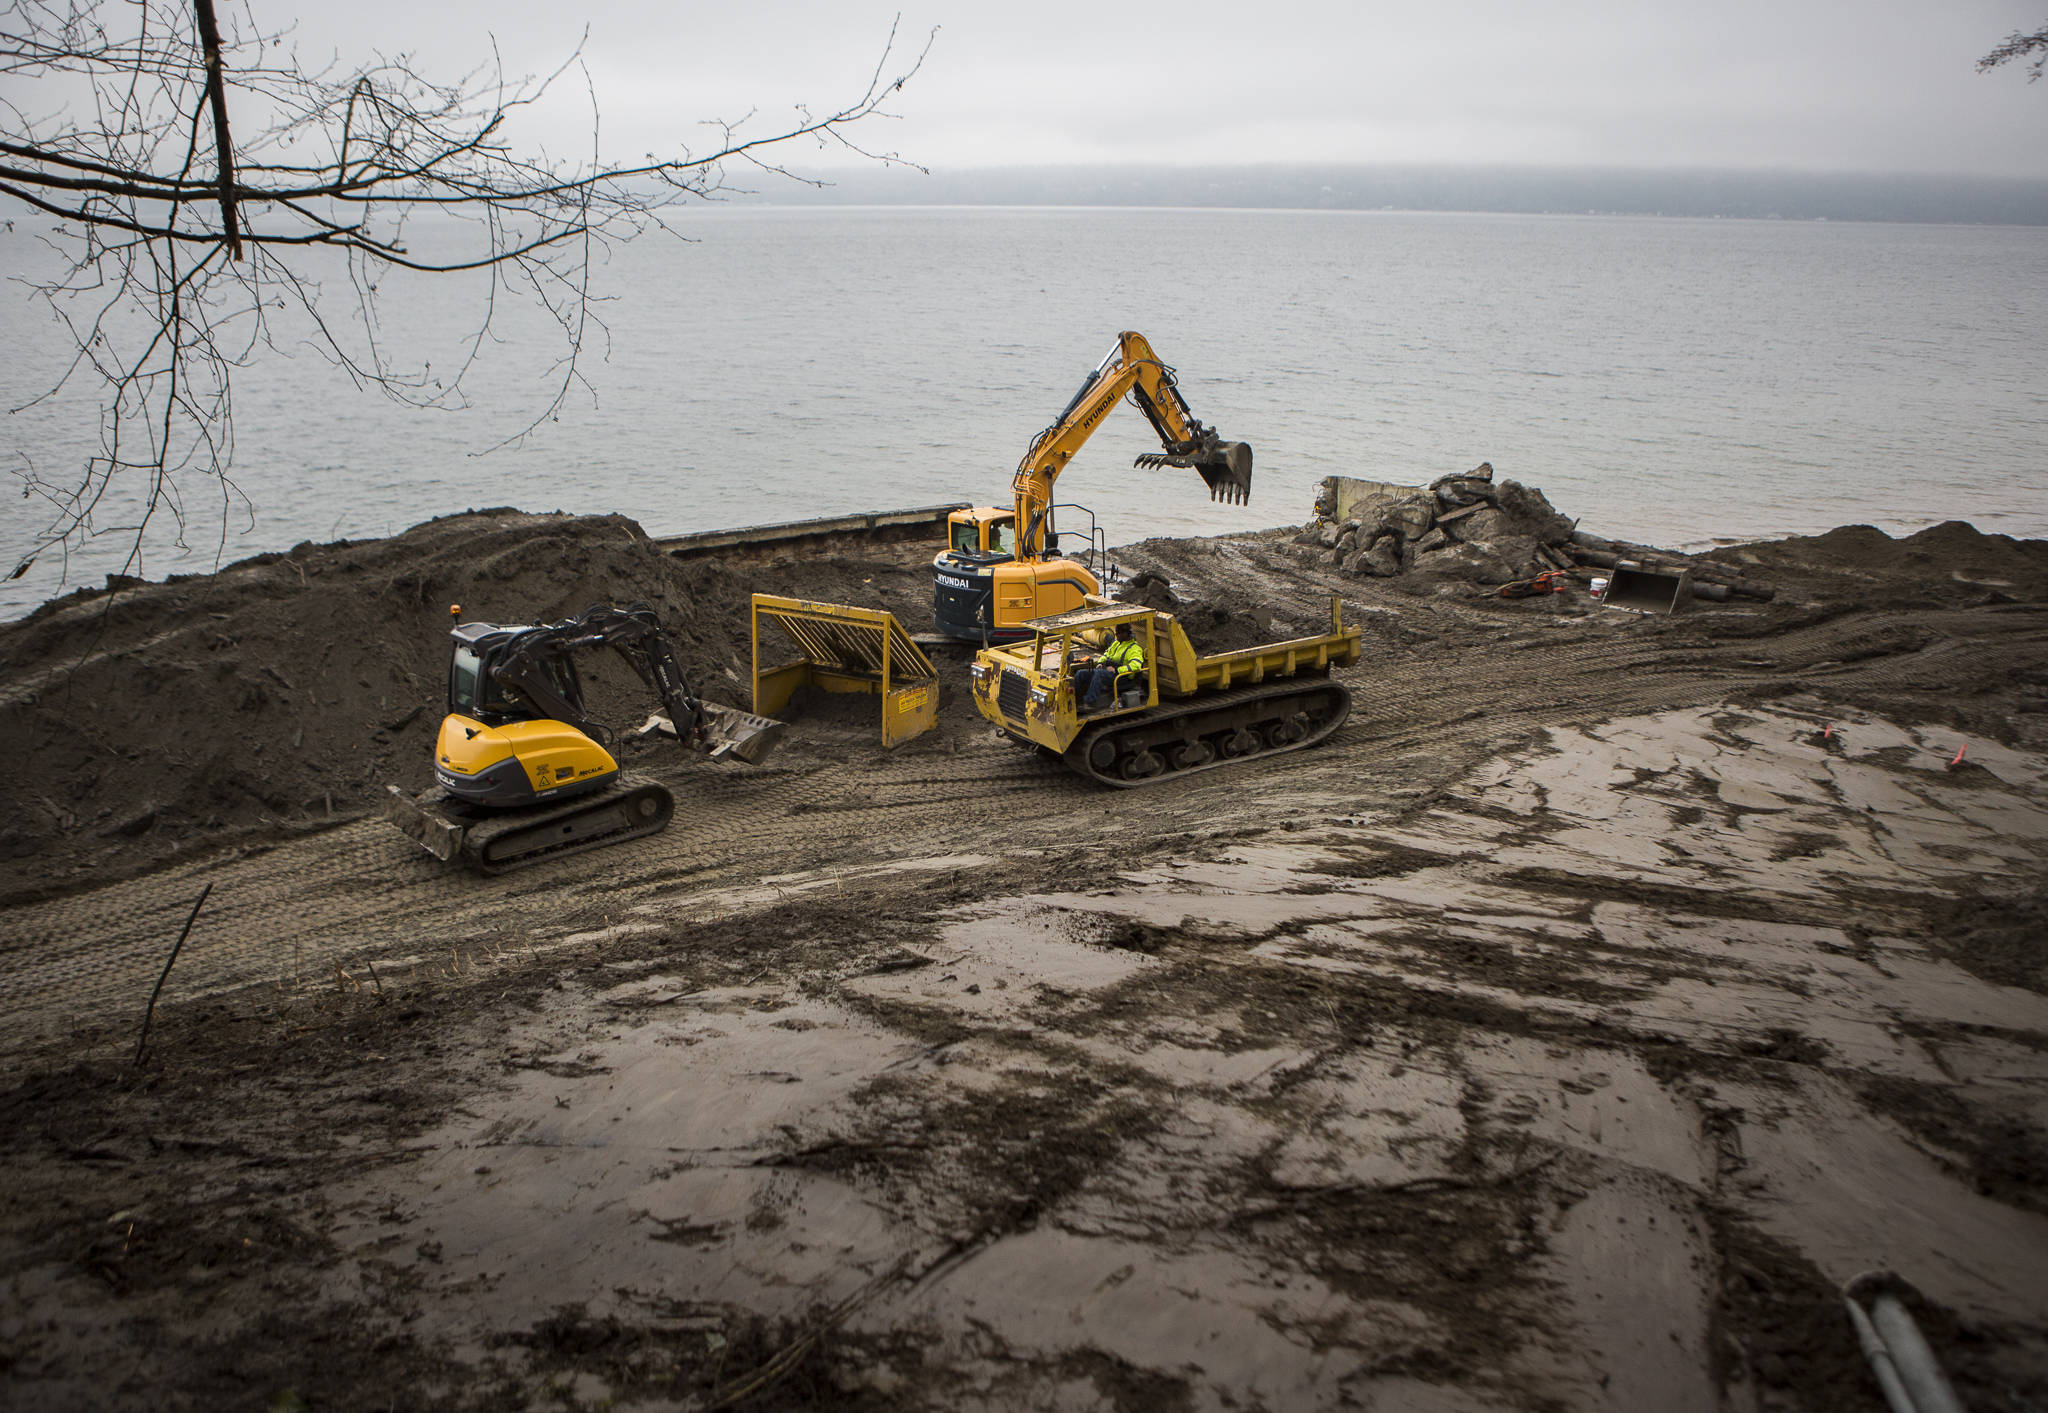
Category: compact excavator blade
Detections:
[{"x1": 1133, "y1": 439, "x2": 1254, "y2": 506}]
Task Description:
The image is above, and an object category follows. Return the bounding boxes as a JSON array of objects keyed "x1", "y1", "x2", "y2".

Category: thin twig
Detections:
[
  {"x1": 134, "y1": 882, "x2": 213, "y2": 1067},
  {"x1": 703, "y1": 1252, "x2": 913, "y2": 1409}
]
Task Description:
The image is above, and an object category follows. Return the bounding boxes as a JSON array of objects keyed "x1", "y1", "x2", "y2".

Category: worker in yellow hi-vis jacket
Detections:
[{"x1": 1077, "y1": 621, "x2": 1147, "y2": 711}]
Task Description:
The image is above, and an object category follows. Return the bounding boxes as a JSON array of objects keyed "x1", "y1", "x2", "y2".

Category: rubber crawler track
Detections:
[{"x1": 1063, "y1": 680, "x2": 1353, "y2": 787}]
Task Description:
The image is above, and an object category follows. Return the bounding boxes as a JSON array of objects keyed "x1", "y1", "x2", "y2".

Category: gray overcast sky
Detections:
[{"x1": 245, "y1": 2, "x2": 2048, "y2": 181}]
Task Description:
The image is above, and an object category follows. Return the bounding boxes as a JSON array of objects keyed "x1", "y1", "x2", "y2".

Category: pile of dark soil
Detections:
[
  {"x1": 1108, "y1": 569, "x2": 1282, "y2": 654},
  {"x1": 0, "y1": 510, "x2": 946, "y2": 897},
  {"x1": 1715, "y1": 521, "x2": 2048, "y2": 606}
]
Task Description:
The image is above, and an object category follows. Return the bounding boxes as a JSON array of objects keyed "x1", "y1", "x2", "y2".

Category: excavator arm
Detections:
[
  {"x1": 489, "y1": 604, "x2": 784, "y2": 765},
  {"x1": 1010, "y1": 331, "x2": 1253, "y2": 559}
]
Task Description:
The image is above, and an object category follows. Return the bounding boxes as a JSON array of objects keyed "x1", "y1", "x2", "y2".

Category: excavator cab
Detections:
[
  {"x1": 450, "y1": 622, "x2": 583, "y2": 728},
  {"x1": 946, "y1": 508, "x2": 1017, "y2": 558}
]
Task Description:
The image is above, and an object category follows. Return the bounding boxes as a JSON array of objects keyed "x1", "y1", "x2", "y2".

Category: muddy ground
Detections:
[{"x1": 1, "y1": 509, "x2": 2045, "y2": 1411}]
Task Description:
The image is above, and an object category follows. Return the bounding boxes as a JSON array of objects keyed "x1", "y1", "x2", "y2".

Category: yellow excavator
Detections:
[
  {"x1": 382, "y1": 603, "x2": 785, "y2": 874},
  {"x1": 932, "y1": 331, "x2": 1254, "y2": 641}
]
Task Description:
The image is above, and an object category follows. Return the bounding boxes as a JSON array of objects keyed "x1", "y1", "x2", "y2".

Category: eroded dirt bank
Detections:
[{"x1": 1, "y1": 512, "x2": 2045, "y2": 1411}]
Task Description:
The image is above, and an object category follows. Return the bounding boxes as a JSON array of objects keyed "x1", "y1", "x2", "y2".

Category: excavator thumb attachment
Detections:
[{"x1": 1134, "y1": 439, "x2": 1254, "y2": 506}]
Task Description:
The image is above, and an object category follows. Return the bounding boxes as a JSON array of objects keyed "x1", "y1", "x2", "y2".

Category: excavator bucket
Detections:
[
  {"x1": 691, "y1": 701, "x2": 788, "y2": 764},
  {"x1": 1199, "y1": 440, "x2": 1254, "y2": 505},
  {"x1": 644, "y1": 700, "x2": 789, "y2": 763},
  {"x1": 1134, "y1": 440, "x2": 1255, "y2": 506}
]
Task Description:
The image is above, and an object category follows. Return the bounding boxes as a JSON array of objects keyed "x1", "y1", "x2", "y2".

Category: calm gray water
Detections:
[{"x1": 3, "y1": 206, "x2": 2045, "y2": 618}]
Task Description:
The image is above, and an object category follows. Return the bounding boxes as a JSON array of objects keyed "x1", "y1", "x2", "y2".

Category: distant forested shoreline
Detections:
[{"x1": 734, "y1": 164, "x2": 2048, "y2": 225}]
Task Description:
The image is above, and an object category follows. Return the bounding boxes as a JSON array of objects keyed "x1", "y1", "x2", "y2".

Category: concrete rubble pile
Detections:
[
  {"x1": 1295, "y1": 465, "x2": 1778, "y2": 604},
  {"x1": 1295, "y1": 463, "x2": 1580, "y2": 585}
]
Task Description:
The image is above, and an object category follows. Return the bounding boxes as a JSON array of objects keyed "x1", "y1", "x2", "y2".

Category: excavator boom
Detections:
[
  {"x1": 932, "y1": 332, "x2": 1257, "y2": 641},
  {"x1": 1012, "y1": 331, "x2": 1253, "y2": 555}
]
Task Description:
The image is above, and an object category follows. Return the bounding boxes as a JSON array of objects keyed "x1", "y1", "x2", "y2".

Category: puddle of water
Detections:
[
  {"x1": 974, "y1": 884, "x2": 1379, "y2": 946},
  {"x1": 1058, "y1": 1097, "x2": 1293, "y2": 1243},
  {"x1": 1447, "y1": 706, "x2": 2048, "y2": 906},
  {"x1": 842, "y1": 904, "x2": 1160, "y2": 1024},
  {"x1": 1264, "y1": 1051, "x2": 1468, "y2": 1189},
  {"x1": 330, "y1": 993, "x2": 931, "y2": 1333},
  {"x1": 1533, "y1": 1169, "x2": 1718, "y2": 1413},
  {"x1": 1076, "y1": 1039, "x2": 1317, "y2": 1098}
]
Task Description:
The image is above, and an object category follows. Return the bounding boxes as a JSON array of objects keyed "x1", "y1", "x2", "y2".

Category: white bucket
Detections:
[{"x1": 1590, "y1": 576, "x2": 1610, "y2": 598}]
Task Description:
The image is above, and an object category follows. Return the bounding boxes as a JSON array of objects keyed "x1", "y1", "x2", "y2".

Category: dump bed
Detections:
[{"x1": 1149, "y1": 600, "x2": 1361, "y2": 697}]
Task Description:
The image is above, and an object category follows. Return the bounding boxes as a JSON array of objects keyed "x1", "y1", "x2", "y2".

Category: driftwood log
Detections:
[{"x1": 1568, "y1": 542, "x2": 1775, "y2": 601}]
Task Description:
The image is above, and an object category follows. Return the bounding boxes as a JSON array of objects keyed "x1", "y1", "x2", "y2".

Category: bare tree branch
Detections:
[
  {"x1": 1979, "y1": 22, "x2": 2048, "y2": 82},
  {"x1": 2, "y1": 0, "x2": 934, "y2": 586}
]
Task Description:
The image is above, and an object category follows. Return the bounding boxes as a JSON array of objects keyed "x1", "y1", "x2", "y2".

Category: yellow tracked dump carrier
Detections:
[{"x1": 971, "y1": 597, "x2": 1360, "y2": 787}]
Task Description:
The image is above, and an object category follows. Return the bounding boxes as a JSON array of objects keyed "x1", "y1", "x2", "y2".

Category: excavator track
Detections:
[
  {"x1": 383, "y1": 773, "x2": 676, "y2": 876},
  {"x1": 1060, "y1": 678, "x2": 1351, "y2": 788}
]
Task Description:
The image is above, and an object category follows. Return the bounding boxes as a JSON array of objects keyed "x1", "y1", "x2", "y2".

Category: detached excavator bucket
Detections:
[{"x1": 1134, "y1": 439, "x2": 1255, "y2": 506}]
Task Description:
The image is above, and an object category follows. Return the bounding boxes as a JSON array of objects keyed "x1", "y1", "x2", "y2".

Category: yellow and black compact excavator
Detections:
[
  {"x1": 383, "y1": 603, "x2": 784, "y2": 874},
  {"x1": 932, "y1": 331, "x2": 1255, "y2": 641}
]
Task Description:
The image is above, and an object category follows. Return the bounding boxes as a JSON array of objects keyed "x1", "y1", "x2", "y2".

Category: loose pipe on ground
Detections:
[{"x1": 1844, "y1": 1273, "x2": 1967, "y2": 1413}]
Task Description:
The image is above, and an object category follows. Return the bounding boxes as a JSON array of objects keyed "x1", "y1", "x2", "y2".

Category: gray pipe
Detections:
[
  {"x1": 1845, "y1": 1299, "x2": 1919, "y2": 1413},
  {"x1": 1870, "y1": 1295, "x2": 1967, "y2": 1413}
]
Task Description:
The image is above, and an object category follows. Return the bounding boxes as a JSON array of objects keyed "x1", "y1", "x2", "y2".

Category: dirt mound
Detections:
[
  {"x1": 1715, "y1": 521, "x2": 2048, "y2": 601},
  {"x1": 1171, "y1": 600, "x2": 1282, "y2": 654},
  {"x1": 1109, "y1": 568, "x2": 1282, "y2": 654},
  {"x1": 0, "y1": 510, "x2": 947, "y2": 897}
]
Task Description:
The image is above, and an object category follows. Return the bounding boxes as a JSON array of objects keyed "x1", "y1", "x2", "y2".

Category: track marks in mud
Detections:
[{"x1": 7, "y1": 695, "x2": 2047, "y2": 1409}]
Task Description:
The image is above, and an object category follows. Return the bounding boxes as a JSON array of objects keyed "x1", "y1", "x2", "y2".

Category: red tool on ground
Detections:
[{"x1": 1496, "y1": 570, "x2": 1570, "y2": 599}]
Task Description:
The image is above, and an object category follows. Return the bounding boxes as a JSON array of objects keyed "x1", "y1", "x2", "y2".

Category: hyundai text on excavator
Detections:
[
  {"x1": 382, "y1": 603, "x2": 785, "y2": 874},
  {"x1": 933, "y1": 331, "x2": 1255, "y2": 641}
]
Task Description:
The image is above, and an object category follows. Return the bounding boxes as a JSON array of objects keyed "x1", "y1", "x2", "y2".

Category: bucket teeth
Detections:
[{"x1": 1134, "y1": 440, "x2": 1254, "y2": 507}]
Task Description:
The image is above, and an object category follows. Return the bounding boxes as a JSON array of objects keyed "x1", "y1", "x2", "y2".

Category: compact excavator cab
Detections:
[
  {"x1": 436, "y1": 620, "x2": 622, "y2": 809},
  {"x1": 449, "y1": 623, "x2": 580, "y2": 726},
  {"x1": 946, "y1": 509, "x2": 1016, "y2": 557}
]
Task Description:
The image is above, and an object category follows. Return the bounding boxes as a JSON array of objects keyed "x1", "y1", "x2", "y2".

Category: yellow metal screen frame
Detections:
[{"x1": 750, "y1": 594, "x2": 939, "y2": 749}]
